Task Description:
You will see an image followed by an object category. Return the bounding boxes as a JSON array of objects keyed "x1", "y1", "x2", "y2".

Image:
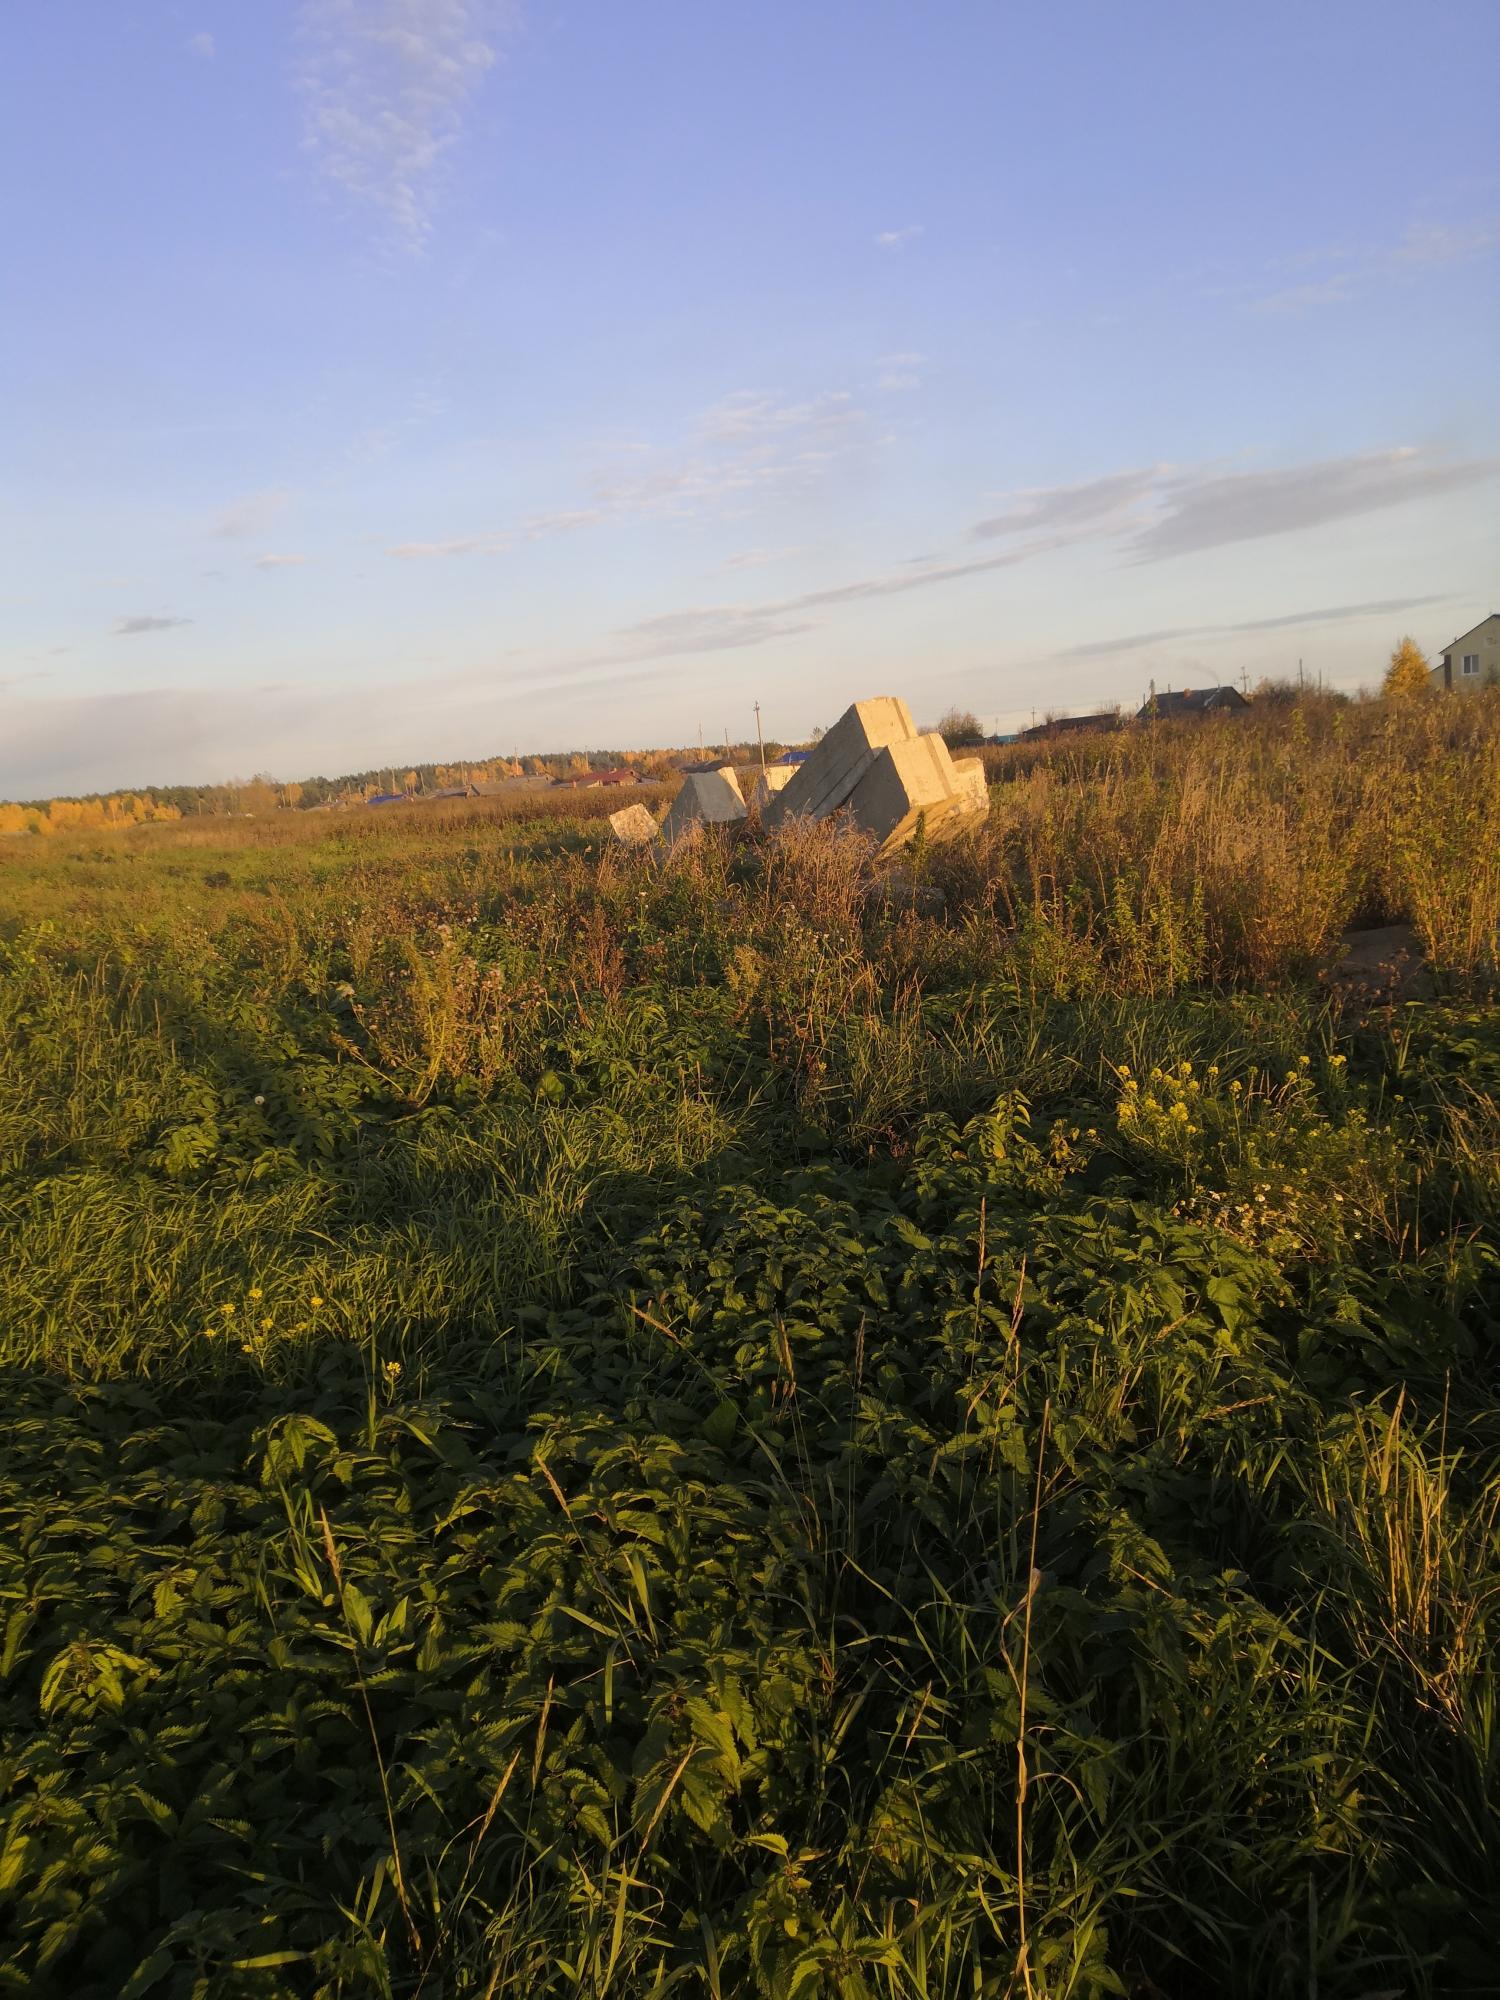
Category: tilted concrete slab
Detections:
[
  {"x1": 763, "y1": 698, "x2": 917, "y2": 829},
  {"x1": 657, "y1": 765, "x2": 746, "y2": 845},
  {"x1": 608, "y1": 802, "x2": 659, "y2": 845},
  {"x1": 847, "y1": 734, "x2": 989, "y2": 858},
  {"x1": 750, "y1": 764, "x2": 796, "y2": 811},
  {"x1": 845, "y1": 733, "x2": 957, "y2": 852}
]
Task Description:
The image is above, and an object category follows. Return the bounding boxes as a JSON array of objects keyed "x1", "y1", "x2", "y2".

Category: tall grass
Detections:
[
  {"x1": 0, "y1": 700, "x2": 1497, "y2": 1995},
  {"x1": 962, "y1": 691, "x2": 1500, "y2": 981}
]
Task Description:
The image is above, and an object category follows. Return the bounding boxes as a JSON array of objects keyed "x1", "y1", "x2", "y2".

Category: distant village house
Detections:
[
  {"x1": 550, "y1": 767, "x2": 640, "y2": 790},
  {"x1": 1432, "y1": 614, "x2": 1500, "y2": 692},
  {"x1": 1136, "y1": 685, "x2": 1250, "y2": 721},
  {"x1": 1018, "y1": 712, "x2": 1121, "y2": 743}
]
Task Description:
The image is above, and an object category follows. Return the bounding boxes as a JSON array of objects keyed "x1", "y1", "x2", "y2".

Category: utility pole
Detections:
[
  {"x1": 754, "y1": 701, "x2": 767, "y2": 774},
  {"x1": 697, "y1": 722, "x2": 704, "y2": 759}
]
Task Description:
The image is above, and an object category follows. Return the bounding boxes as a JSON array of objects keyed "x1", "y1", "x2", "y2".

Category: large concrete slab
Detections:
[
  {"x1": 763, "y1": 698, "x2": 917, "y2": 829},
  {"x1": 608, "y1": 802, "x2": 659, "y2": 845},
  {"x1": 657, "y1": 765, "x2": 746, "y2": 845},
  {"x1": 847, "y1": 734, "x2": 989, "y2": 857}
]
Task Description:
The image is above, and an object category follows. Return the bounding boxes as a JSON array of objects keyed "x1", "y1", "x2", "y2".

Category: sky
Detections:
[{"x1": 2, "y1": 0, "x2": 1498, "y2": 798}]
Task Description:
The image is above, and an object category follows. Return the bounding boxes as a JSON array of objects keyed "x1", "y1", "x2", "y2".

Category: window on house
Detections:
[{"x1": 1462, "y1": 654, "x2": 1480, "y2": 675}]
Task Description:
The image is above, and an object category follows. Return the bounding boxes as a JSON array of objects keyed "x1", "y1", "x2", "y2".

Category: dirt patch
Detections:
[{"x1": 1322, "y1": 922, "x2": 1433, "y2": 1008}]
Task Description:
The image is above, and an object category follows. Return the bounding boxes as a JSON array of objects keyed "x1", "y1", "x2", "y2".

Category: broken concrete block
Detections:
[
  {"x1": 608, "y1": 802, "x2": 659, "y2": 845},
  {"x1": 750, "y1": 764, "x2": 796, "y2": 812},
  {"x1": 846, "y1": 734, "x2": 989, "y2": 858},
  {"x1": 657, "y1": 765, "x2": 746, "y2": 845},
  {"x1": 764, "y1": 698, "x2": 917, "y2": 829}
]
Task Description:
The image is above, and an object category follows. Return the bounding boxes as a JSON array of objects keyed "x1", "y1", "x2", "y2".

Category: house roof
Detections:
[
  {"x1": 552, "y1": 768, "x2": 639, "y2": 787},
  {"x1": 1443, "y1": 613, "x2": 1499, "y2": 652},
  {"x1": 1018, "y1": 712, "x2": 1119, "y2": 741},
  {"x1": 1138, "y1": 686, "x2": 1247, "y2": 718}
]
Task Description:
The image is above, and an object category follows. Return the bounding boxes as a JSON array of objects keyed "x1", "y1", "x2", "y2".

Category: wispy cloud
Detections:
[
  {"x1": 607, "y1": 606, "x2": 817, "y2": 661},
  {"x1": 878, "y1": 351, "x2": 924, "y2": 391},
  {"x1": 966, "y1": 448, "x2": 1497, "y2": 565},
  {"x1": 389, "y1": 382, "x2": 871, "y2": 556},
  {"x1": 595, "y1": 386, "x2": 869, "y2": 520},
  {"x1": 589, "y1": 544, "x2": 1050, "y2": 670},
  {"x1": 973, "y1": 468, "x2": 1160, "y2": 541},
  {"x1": 254, "y1": 552, "x2": 310, "y2": 570},
  {"x1": 296, "y1": 0, "x2": 515, "y2": 249},
  {"x1": 189, "y1": 31, "x2": 215, "y2": 58},
  {"x1": 0, "y1": 671, "x2": 53, "y2": 692},
  {"x1": 1254, "y1": 216, "x2": 1499, "y2": 313},
  {"x1": 213, "y1": 489, "x2": 291, "y2": 539},
  {"x1": 389, "y1": 532, "x2": 511, "y2": 559},
  {"x1": 1130, "y1": 448, "x2": 1499, "y2": 563},
  {"x1": 575, "y1": 445, "x2": 1492, "y2": 670},
  {"x1": 114, "y1": 615, "x2": 193, "y2": 636},
  {"x1": 389, "y1": 511, "x2": 601, "y2": 557},
  {"x1": 875, "y1": 225, "x2": 923, "y2": 249},
  {"x1": 521, "y1": 508, "x2": 602, "y2": 539},
  {"x1": 1060, "y1": 594, "x2": 1452, "y2": 659},
  {"x1": 722, "y1": 545, "x2": 813, "y2": 571},
  {"x1": 697, "y1": 389, "x2": 861, "y2": 444}
]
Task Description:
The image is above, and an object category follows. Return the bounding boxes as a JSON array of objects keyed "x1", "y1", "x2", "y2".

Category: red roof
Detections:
[{"x1": 552, "y1": 767, "x2": 639, "y2": 788}]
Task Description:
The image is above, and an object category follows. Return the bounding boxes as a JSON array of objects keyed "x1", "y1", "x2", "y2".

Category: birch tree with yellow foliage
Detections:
[{"x1": 1383, "y1": 636, "x2": 1432, "y2": 698}]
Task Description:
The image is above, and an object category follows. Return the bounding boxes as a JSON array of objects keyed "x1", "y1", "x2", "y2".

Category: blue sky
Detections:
[{"x1": 3, "y1": 0, "x2": 1498, "y2": 796}]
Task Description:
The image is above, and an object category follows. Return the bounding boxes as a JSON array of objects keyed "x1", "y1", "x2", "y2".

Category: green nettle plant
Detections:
[{"x1": 0, "y1": 694, "x2": 1497, "y2": 1997}]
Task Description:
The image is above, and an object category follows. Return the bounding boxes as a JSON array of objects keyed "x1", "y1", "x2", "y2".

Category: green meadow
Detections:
[{"x1": 2, "y1": 697, "x2": 1498, "y2": 1997}]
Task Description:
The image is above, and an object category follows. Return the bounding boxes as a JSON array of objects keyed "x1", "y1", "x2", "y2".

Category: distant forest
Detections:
[{"x1": 0, "y1": 740, "x2": 786, "y2": 836}]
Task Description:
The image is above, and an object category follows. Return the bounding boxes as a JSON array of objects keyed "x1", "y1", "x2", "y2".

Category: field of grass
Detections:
[{"x1": 2, "y1": 697, "x2": 1498, "y2": 1997}]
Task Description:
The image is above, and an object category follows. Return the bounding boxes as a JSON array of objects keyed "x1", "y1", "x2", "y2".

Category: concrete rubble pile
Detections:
[
  {"x1": 656, "y1": 764, "x2": 746, "y2": 846},
  {"x1": 639, "y1": 701, "x2": 989, "y2": 855},
  {"x1": 764, "y1": 697, "x2": 989, "y2": 857}
]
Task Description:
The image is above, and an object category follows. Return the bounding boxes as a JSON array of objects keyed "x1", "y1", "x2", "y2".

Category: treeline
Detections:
[
  {"x1": 1, "y1": 741, "x2": 782, "y2": 831},
  {"x1": 0, "y1": 793, "x2": 184, "y2": 838}
]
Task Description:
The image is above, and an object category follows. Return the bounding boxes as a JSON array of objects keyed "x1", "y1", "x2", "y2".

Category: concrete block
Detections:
[
  {"x1": 608, "y1": 802, "x2": 659, "y2": 845},
  {"x1": 846, "y1": 734, "x2": 988, "y2": 858},
  {"x1": 764, "y1": 698, "x2": 917, "y2": 829},
  {"x1": 657, "y1": 765, "x2": 746, "y2": 845},
  {"x1": 952, "y1": 757, "x2": 990, "y2": 820},
  {"x1": 750, "y1": 764, "x2": 796, "y2": 811},
  {"x1": 846, "y1": 733, "x2": 958, "y2": 852}
]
